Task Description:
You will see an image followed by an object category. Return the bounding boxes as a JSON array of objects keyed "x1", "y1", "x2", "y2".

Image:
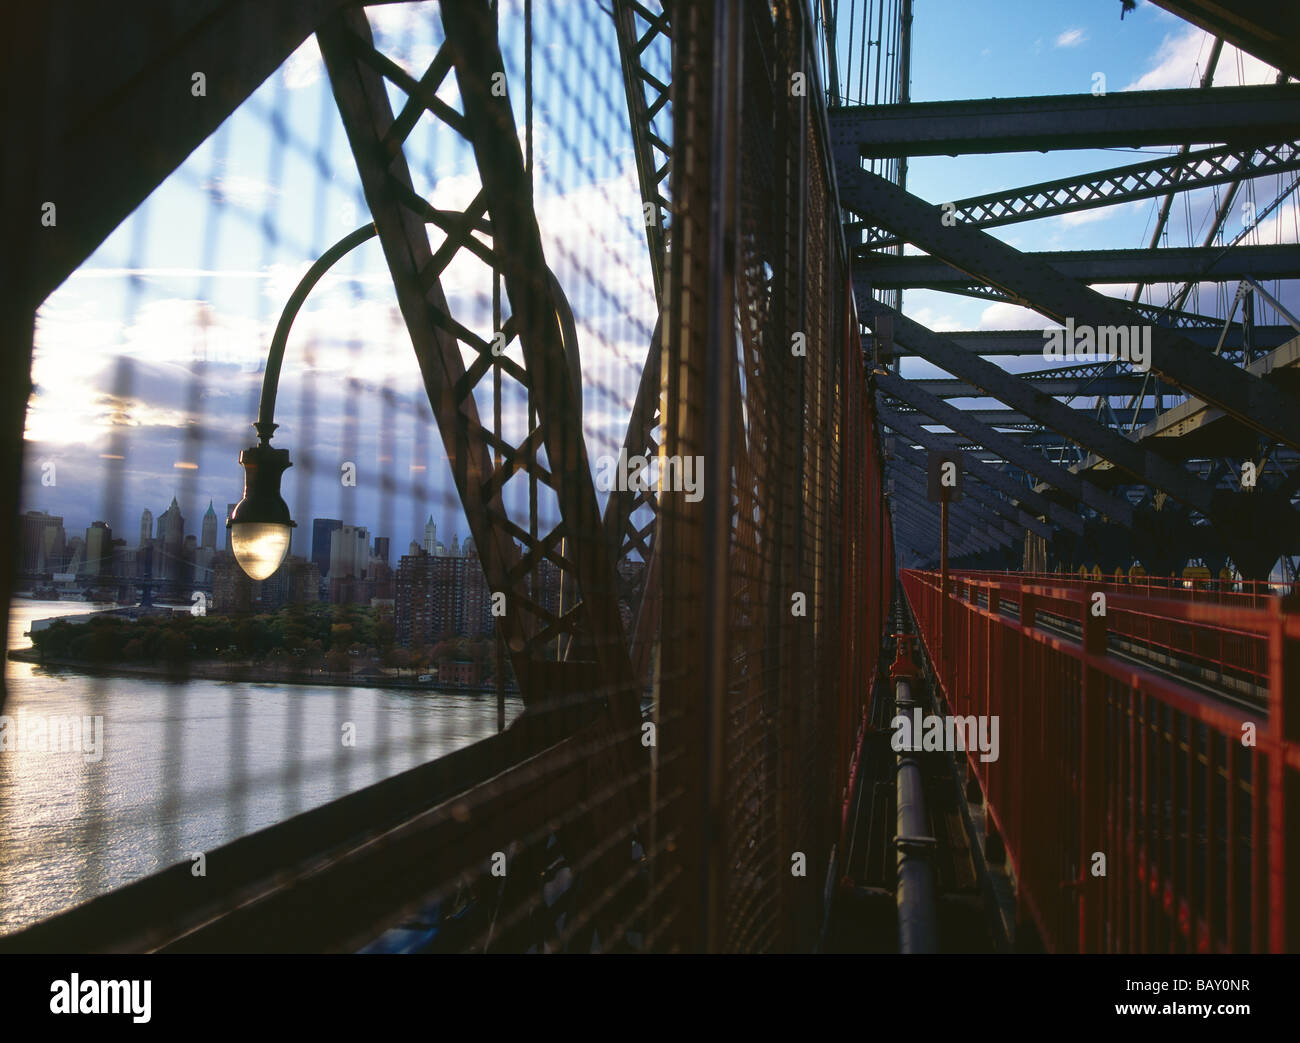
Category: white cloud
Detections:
[
  {"x1": 907, "y1": 305, "x2": 964, "y2": 332},
  {"x1": 202, "y1": 174, "x2": 281, "y2": 211},
  {"x1": 283, "y1": 37, "x2": 323, "y2": 91},
  {"x1": 1059, "y1": 207, "x2": 1117, "y2": 228},
  {"x1": 1055, "y1": 28, "x2": 1087, "y2": 49},
  {"x1": 977, "y1": 301, "x2": 1048, "y2": 330},
  {"x1": 1125, "y1": 27, "x2": 1278, "y2": 91}
]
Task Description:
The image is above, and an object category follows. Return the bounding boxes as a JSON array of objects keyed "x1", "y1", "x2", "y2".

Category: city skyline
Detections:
[{"x1": 20, "y1": 497, "x2": 472, "y2": 567}]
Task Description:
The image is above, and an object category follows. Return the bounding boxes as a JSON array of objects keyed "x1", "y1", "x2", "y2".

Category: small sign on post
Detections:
[{"x1": 927, "y1": 450, "x2": 963, "y2": 502}]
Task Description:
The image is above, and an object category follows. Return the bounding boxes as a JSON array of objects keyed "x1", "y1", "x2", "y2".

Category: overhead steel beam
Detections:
[
  {"x1": 829, "y1": 84, "x2": 1300, "y2": 159},
  {"x1": 855, "y1": 140, "x2": 1300, "y2": 250},
  {"x1": 889, "y1": 461, "x2": 1019, "y2": 545},
  {"x1": 876, "y1": 326, "x2": 1295, "y2": 357},
  {"x1": 892, "y1": 487, "x2": 1010, "y2": 554},
  {"x1": 862, "y1": 244, "x2": 1300, "y2": 291},
  {"x1": 1150, "y1": 1, "x2": 1300, "y2": 79},
  {"x1": 870, "y1": 304, "x2": 1216, "y2": 514},
  {"x1": 893, "y1": 519, "x2": 939, "y2": 558},
  {"x1": 19, "y1": 0, "x2": 356, "y2": 311},
  {"x1": 844, "y1": 169, "x2": 1300, "y2": 453},
  {"x1": 876, "y1": 371, "x2": 1136, "y2": 523},
  {"x1": 1132, "y1": 40, "x2": 1224, "y2": 307},
  {"x1": 911, "y1": 374, "x2": 1149, "y2": 398},
  {"x1": 890, "y1": 481, "x2": 1003, "y2": 553},
  {"x1": 888, "y1": 438, "x2": 1053, "y2": 540},
  {"x1": 880, "y1": 405, "x2": 1085, "y2": 535},
  {"x1": 893, "y1": 405, "x2": 1159, "y2": 428}
]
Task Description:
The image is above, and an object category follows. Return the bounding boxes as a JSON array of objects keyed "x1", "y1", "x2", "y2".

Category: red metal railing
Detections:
[
  {"x1": 957, "y1": 568, "x2": 1291, "y2": 605},
  {"x1": 902, "y1": 568, "x2": 1300, "y2": 953},
  {"x1": 962, "y1": 574, "x2": 1270, "y2": 691}
]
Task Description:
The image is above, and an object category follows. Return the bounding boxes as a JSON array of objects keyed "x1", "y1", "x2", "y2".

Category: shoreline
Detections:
[{"x1": 5, "y1": 648, "x2": 511, "y2": 695}]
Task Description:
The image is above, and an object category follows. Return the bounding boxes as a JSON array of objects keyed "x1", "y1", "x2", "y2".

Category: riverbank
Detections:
[{"x1": 5, "y1": 647, "x2": 511, "y2": 694}]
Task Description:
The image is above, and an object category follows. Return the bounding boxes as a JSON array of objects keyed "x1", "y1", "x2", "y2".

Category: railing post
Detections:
[
  {"x1": 1268, "y1": 595, "x2": 1299, "y2": 952},
  {"x1": 1079, "y1": 583, "x2": 1108, "y2": 951}
]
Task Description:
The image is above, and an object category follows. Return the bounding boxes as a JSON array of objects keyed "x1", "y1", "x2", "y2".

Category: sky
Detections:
[
  {"x1": 21, "y1": 0, "x2": 1296, "y2": 559},
  {"x1": 897, "y1": 0, "x2": 1294, "y2": 352}
]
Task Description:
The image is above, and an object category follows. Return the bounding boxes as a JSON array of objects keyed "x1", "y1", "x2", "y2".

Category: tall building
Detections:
[
  {"x1": 225, "y1": 503, "x2": 238, "y2": 553},
  {"x1": 211, "y1": 551, "x2": 252, "y2": 614},
  {"x1": 312, "y1": 518, "x2": 343, "y2": 578},
  {"x1": 201, "y1": 501, "x2": 218, "y2": 550},
  {"x1": 155, "y1": 496, "x2": 185, "y2": 583},
  {"x1": 329, "y1": 524, "x2": 370, "y2": 582},
  {"x1": 21, "y1": 510, "x2": 64, "y2": 576},
  {"x1": 372, "y1": 536, "x2": 390, "y2": 566},
  {"x1": 183, "y1": 534, "x2": 198, "y2": 587},
  {"x1": 138, "y1": 508, "x2": 153, "y2": 548},
  {"x1": 83, "y1": 521, "x2": 112, "y2": 578},
  {"x1": 395, "y1": 548, "x2": 493, "y2": 647},
  {"x1": 257, "y1": 555, "x2": 321, "y2": 612},
  {"x1": 62, "y1": 537, "x2": 84, "y2": 578}
]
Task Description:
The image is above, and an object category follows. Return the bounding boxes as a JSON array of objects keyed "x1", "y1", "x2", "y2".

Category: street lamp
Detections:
[
  {"x1": 228, "y1": 219, "x2": 580, "y2": 582},
  {"x1": 229, "y1": 421, "x2": 295, "y2": 580},
  {"x1": 230, "y1": 223, "x2": 378, "y2": 580}
]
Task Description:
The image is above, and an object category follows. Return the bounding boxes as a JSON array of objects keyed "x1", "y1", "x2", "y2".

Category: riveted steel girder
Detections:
[
  {"x1": 868, "y1": 303, "x2": 1217, "y2": 514},
  {"x1": 321, "y1": 4, "x2": 637, "y2": 721},
  {"x1": 855, "y1": 141, "x2": 1300, "y2": 250},
  {"x1": 888, "y1": 459, "x2": 1019, "y2": 544},
  {"x1": 889, "y1": 478, "x2": 1006, "y2": 551},
  {"x1": 880, "y1": 405, "x2": 1085, "y2": 535},
  {"x1": 861, "y1": 244, "x2": 1300, "y2": 291},
  {"x1": 876, "y1": 371, "x2": 1136, "y2": 523},
  {"x1": 877, "y1": 326, "x2": 1294, "y2": 357},
  {"x1": 830, "y1": 84, "x2": 1300, "y2": 159},
  {"x1": 888, "y1": 437, "x2": 1053, "y2": 540},
  {"x1": 844, "y1": 169, "x2": 1300, "y2": 454}
]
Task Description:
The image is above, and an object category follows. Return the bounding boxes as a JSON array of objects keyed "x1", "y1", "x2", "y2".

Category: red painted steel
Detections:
[
  {"x1": 902, "y1": 567, "x2": 1299, "y2": 953},
  {"x1": 836, "y1": 274, "x2": 895, "y2": 857}
]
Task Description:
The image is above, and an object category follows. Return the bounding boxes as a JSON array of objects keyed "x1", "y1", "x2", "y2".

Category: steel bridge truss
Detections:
[{"x1": 838, "y1": 36, "x2": 1300, "y2": 577}]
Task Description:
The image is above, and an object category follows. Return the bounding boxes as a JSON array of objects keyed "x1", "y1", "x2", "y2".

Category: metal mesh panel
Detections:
[
  {"x1": 653, "y1": 0, "x2": 893, "y2": 953},
  {"x1": 3, "y1": 0, "x2": 895, "y2": 953}
]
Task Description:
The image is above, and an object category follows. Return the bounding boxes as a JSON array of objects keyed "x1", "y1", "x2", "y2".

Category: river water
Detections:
[{"x1": 0, "y1": 600, "x2": 521, "y2": 937}]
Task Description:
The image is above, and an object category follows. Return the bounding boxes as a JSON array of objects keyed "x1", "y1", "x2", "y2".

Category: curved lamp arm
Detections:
[
  {"x1": 252, "y1": 221, "x2": 583, "y2": 442},
  {"x1": 254, "y1": 222, "x2": 378, "y2": 444}
]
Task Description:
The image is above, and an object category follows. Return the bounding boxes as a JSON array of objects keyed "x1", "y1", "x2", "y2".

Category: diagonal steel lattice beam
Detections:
[
  {"x1": 912, "y1": 373, "x2": 1149, "y2": 398},
  {"x1": 612, "y1": 0, "x2": 673, "y2": 300},
  {"x1": 844, "y1": 168, "x2": 1300, "y2": 454},
  {"x1": 854, "y1": 141, "x2": 1300, "y2": 251},
  {"x1": 319, "y1": 5, "x2": 637, "y2": 723},
  {"x1": 605, "y1": 1, "x2": 673, "y2": 679},
  {"x1": 875, "y1": 371, "x2": 1136, "y2": 524},
  {"x1": 861, "y1": 244, "x2": 1300, "y2": 290},
  {"x1": 829, "y1": 84, "x2": 1300, "y2": 159},
  {"x1": 890, "y1": 404, "x2": 1159, "y2": 429},
  {"x1": 878, "y1": 326, "x2": 1294, "y2": 357}
]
